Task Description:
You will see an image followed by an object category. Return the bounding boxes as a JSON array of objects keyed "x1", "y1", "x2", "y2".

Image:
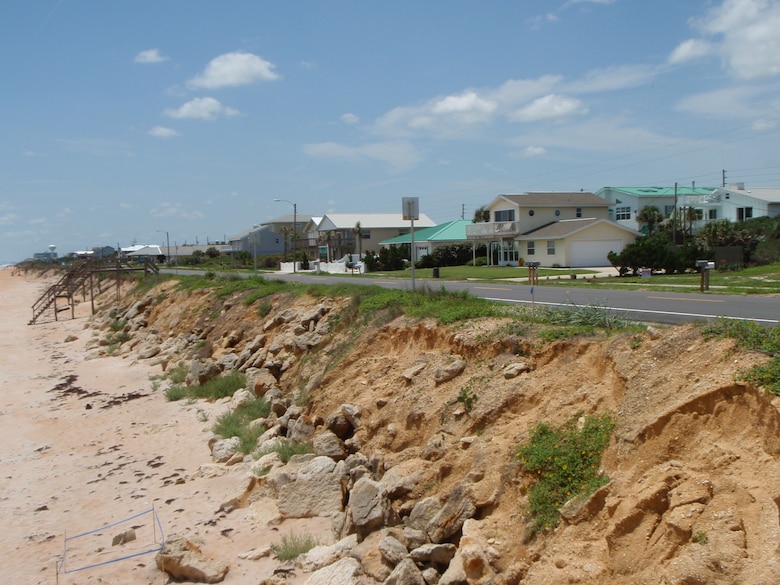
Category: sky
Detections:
[{"x1": 2, "y1": 0, "x2": 780, "y2": 262}]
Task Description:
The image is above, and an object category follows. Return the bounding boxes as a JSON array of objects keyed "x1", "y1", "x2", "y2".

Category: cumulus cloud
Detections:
[
  {"x1": 509, "y1": 94, "x2": 587, "y2": 122},
  {"x1": 164, "y1": 97, "x2": 240, "y2": 120},
  {"x1": 0, "y1": 213, "x2": 19, "y2": 225},
  {"x1": 303, "y1": 140, "x2": 422, "y2": 172},
  {"x1": 134, "y1": 49, "x2": 168, "y2": 64},
  {"x1": 187, "y1": 51, "x2": 279, "y2": 89},
  {"x1": 148, "y1": 126, "x2": 180, "y2": 138},
  {"x1": 511, "y1": 146, "x2": 548, "y2": 158},
  {"x1": 675, "y1": 86, "x2": 761, "y2": 118},
  {"x1": 341, "y1": 113, "x2": 359, "y2": 124},
  {"x1": 670, "y1": 0, "x2": 780, "y2": 80}
]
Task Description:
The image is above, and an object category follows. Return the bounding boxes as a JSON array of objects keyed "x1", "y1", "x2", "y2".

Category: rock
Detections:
[
  {"x1": 296, "y1": 534, "x2": 357, "y2": 572},
  {"x1": 246, "y1": 367, "x2": 277, "y2": 396},
  {"x1": 341, "y1": 404, "x2": 362, "y2": 429},
  {"x1": 427, "y1": 485, "x2": 476, "y2": 544},
  {"x1": 403, "y1": 527, "x2": 429, "y2": 550},
  {"x1": 380, "y1": 460, "x2": 424, "y2": 499},
  {"x1": 302, "y1": 556, "x2": 362, "y2": 585},
  {"x1": 230, "y1": 388, "x2": 254, "y2": 410},
  {"x1": 156, "y1": 535, "x2": 229, "y2": 583},
  {"x1": 384, "y1": 557, "x2": 426, "y2": 585},
  {"x1": 273, "y1": 456, "x2": 344, "y2": 518},
  {"x1": 503, "y1": 360, "x2": 530, "y2": 379},
  {"x1": 326, "y1": 411, "x2": 352, "y2": 439},
  {"x1": 187, "y1": 359, "x2": 221, "y2": 386},
  {"x1": 406, "y1": 497, "x2": 442, "y2": 533},
  {"x1": 313, "y1": 430, "x2": 348, "y2": 461},
  {"x1": 402, "y1": 361, "x2": 427, "y2": 384},
  {"x1": 218, "y1": 476, "x2": 256, "y2": 513},
  {"x1": 211, "y1": 436, "x2": 241, "y2": 463},
  {"x1": 350, "y1": 477, "x2": 390, "y2": 539},
  {"x1": 112, "y1": 529, "x2": 136, "y2": 546},
  {"x1": 138, "y1": 344, "x2": 161, "y2": 359},
  {"x1": 409, "y1": 543, "x2": 457, "y2": 565},
  {"x1": 217, "y1": 352, "x2": 239, "y2": 371},
  {"x1": 288, "y1": 415, "x2": 316, "y2": 444},
  {"x1": 378, "y1": 534, "x2": 408, "y2": 566},
  {"x1": 433, "y1": 358, "x2": 466, "y2": 385},
  {"x1": 559, "y1": 484, "x2": 610, "y2": 525}
]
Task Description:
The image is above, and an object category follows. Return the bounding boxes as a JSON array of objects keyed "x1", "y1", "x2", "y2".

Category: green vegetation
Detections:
[
  {"x1": 212, "y1": 397, "x2": 271, "y2": 453},
  {"x1": 516, "y1": 412, "x2": 615, "y2": 535},
  {"x1": 457, "y1": 385, "x2": 479, "y2": 412},
  {"x1": 693, "y1": 530, "x2": 709, "y2": 545},
  {"x1": 270, "y1": 531, "x2": 320, "y2": 561},
  {"x1": 254, "y1": 439, "x2": 314, "y2": 463},
  {"x1": 702, "y1": 319, "x2": 780, "y2": 394},
  {"x1": 165, "y1": 371, "x2": 247, "y2": 401}
]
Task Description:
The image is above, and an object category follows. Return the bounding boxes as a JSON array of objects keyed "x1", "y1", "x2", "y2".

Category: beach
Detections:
[{"x1": 0, "y1": 268, "x2": 328, "y2": 585}]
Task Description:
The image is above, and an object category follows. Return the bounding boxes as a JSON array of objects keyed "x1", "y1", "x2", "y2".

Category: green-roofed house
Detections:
[
  {"x1": 596, "y1": 186, "x2": 720, "y2": 234},
  {"x1": 379, "y1": 220, "x2": 473, "y2": 263}
]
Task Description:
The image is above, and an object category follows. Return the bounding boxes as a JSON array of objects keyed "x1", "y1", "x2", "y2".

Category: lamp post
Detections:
[
  {"x1": 157, "y1": 230, "x2": 170, "y2": 266},
  {"x1": 274, "y1": 198, "x2": 297, "y2": 273}
]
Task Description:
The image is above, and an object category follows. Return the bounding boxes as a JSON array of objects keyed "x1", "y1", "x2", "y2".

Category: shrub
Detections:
[
  {"x1": 516, "y1": 412, "x2": 615, "y2": 534},
  {"x1": 271, "y1": 531, "x2": 319, "y2": 561},
  {"x1": 254, "y1": 439, "x2": 313, "y2": 463}
]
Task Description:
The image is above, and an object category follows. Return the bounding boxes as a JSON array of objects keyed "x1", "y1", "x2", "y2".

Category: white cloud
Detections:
[
  {"x1": 134, "y1": 49, "x2": 168, "y2": 64},
  {"x1": 303, "y1": 140, "x2": 422, "y2": 172},
  {"x1": 341, "y1": 113, "x2": 359, "y2": 124},
  {"x1": 511, "y1": 146, "x2": 548, "y2": 158},
  {"x1": 0, "y1": 213, "x2": 19, "y2": 225},
  {"x1": 566, "y1": 65, "x2": 661, "y2": 93},
  {"x1": 509, "y1": 94, "x2": 587, "y2": 122},
  {"x1": 671, "y1": 0, "x2": 780, "y2": 80},
  {"x1": 148, "y1": 126, "x2": 180, "y2": 138},
  {"x1": 150, "y1": 202, "x2": 205, "y2": 220},
  {"x1": 164, "y1": 97, "x2": 240, "y2": 120},
  {"x1": 187, "y1": 51, "x2": 279, "y2": 89}
]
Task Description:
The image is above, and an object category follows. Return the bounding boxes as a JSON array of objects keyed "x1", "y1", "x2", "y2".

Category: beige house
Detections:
[
  {"x1": 516, "y1": 218, "x2": 640, "y2": 267},
  {"x1": 466, "y1": 192, "x2": 635, "y2": 266}
]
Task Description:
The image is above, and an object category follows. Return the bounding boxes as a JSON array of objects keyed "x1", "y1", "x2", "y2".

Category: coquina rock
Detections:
[{"x1": 156, "y1": 535, "x2": 229, "y2": 584}]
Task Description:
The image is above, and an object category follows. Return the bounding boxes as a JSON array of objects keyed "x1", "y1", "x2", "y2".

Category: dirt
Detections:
[{"x1": 3, "y1": 268, "x2": 780, "y2": 584}]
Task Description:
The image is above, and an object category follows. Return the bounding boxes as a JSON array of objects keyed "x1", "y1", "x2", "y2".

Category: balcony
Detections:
[{"x1": 465, "y1": 221, "x2": 519, "y2": 240}]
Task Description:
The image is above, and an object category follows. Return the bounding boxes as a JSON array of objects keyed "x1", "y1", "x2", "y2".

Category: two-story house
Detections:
[{"x1": 466, "y1": 192, "x2": 640, "y2": 267}]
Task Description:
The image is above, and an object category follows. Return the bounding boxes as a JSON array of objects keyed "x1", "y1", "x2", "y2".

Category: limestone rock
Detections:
[
  {"x1": 433, "y1": 358, "x2": 466, "y2": 385},
  {"x1": 384, "y1": 557, "x2": 426, "y2": 585},
  {"x1": 349, "y1": 476, "x2": 389, "y2": 539},
  {"x1": 503, "y1": 360, "x2": 531, "y2": 379},
  {"x1": 378, "y1": 534, "x2": 408, "y2": 566},
  {"x1": 427, "y1": 485, "x2": 476, "y2": 544},
  {"x1": 274, "y1": 456, "x2": 344, "y2": 518},
  {"x1": 313, "y1": 430, "x2": 348, "y2": 461},
  {"x1": 302, "y1": 556, "x2": 362, "y2": 585},
  {"x1": 156, "y1": 535, "x2": 229, "y2": 583},
  {"x1": 211, "y1": 436, "x2": 241, "y2": 463}
]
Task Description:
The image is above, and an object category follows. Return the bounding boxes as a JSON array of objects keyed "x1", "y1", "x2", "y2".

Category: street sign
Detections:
[{"x1": 402, "y1": 197, "x2": 419, "y2": 221}]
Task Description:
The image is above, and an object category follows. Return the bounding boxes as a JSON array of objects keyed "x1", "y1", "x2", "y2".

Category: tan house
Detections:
[{"x1": 466, "y1": 192, "x2": 635, "y2": 266}]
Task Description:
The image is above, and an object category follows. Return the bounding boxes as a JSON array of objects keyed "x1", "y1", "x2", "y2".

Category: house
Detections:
[
  {"x1": 379, "y1": 220, "x2": 472, "y2": 262},
  {"x1": 465, "y1": 192, "x2": 620, "y2": 266},
  {"x1": 516, "y1": 218, "x2": 641, "y2": 267},
  {"x1": 313, "y1": 213, "x2": 437, "y2": 261},
  {"x1": 597, "y1": 184, "x2": 780, "y2": 234},
  {"x1": 262, "y1": 213, "x2": 314, "y2": 255},
  {"x1": 228, "y1": 224, "x2": 285, "y2": 258},
  {"x1": 596, "y1": 186, "x2": 719, "y2": 233}
]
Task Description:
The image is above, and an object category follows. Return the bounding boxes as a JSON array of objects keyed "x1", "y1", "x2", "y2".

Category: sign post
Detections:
[
  {"x1": 402, "y1": 197, "x2": 419, "y2": 292},
  {"x1": 525, "y1": 261, "x2": 540, "y2": 322}
]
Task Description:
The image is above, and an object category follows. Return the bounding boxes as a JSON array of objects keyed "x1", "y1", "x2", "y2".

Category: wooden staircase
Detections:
[{"x1": 29, "y1": 256, "x2": 160, "y2": 325}]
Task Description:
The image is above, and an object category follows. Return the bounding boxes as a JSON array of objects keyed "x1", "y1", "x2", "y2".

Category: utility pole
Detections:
[{"x1": 722, "y1": 169, "x2": 726, "y2": 188}]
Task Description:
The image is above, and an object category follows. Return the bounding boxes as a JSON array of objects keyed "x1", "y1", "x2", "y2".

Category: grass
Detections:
[
  {"x1": 516, "y1": 412, "x2": 615, "y2": 535},
  {"x1": 164, "y1": 371, "x2": 247, "y2": 401},
  {"x1": 212, "y1": 397, "x2": 271, "y2": 453},
  {"x1": 702, "y1": 319, "x2": 780, "y2": 394},
  {"x1": 270, "y1": 531, "x2": 319, "y2": 561},
  {"x1": 254, "y1": 439, "x2": 314, "y2": 463}
]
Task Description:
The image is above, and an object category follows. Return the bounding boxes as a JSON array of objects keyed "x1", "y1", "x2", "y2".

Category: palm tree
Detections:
[
  {"x1": 636, "y1": 205, "x2": 665, "y2": 235},
  {"x1": 279, "y1": 226, "x2": 290, "y2": 261},
  {"x1": 472, "y1": 206, "x2": 490, "y2": 223},
  {"x1": 352, "y1": 221, "x2": 363, "y2": 259}
]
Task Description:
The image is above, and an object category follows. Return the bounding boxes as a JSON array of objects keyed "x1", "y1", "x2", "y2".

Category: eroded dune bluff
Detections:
[{"x1": 95, "y1": 278, "x2": 780, "y2": 584}]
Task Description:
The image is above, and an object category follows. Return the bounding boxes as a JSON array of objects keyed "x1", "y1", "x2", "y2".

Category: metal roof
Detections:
[
  {"x1": 379, "y1": 220, "x2": 470, "y2": 245},
  {"x1": 599, "y1": 186, "x2": 717, "y2": 197}
]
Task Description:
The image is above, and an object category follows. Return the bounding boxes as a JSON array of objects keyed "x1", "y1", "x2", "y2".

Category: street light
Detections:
[
  {"x1": 157, "y1": 230, "x2": 170, "y2": 266},
  {"x1": 274, "y1": 198, "x2": 297, "y2": 273}
]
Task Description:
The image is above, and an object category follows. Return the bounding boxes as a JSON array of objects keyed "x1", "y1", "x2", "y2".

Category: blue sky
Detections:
[{"x1": 3, "y1": 0, "x2": 780, "y2": 262}]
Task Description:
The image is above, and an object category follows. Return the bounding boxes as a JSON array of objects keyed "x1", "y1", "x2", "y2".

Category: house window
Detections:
[
  {"x1": 527, "y1": 241, "x2": 535, "y2": 256},
  {"x1": 361, "y1": 230, "x2": 371, "y2": 239},
  {"x1": 737, "y1": 207, "x2": 753, "y2": 221},
  {"x1": 693, "y1": 209, "x2": 704, "y2": 221},
  {"x1": 576, "y1": 207, "x2": 583, "y2": 218},
  {"x1": 615, "y1": 206, "x2": 632, "y2": 220},
  {"x1": 547, "y1": 240, "x2": 556, "y2": 255},
  {"x1": 494, "y1": 209, "x2": 515, "y2": 222},
  {"x1": 664, "y1": 205, "x2": 675, "y2": 216},
  {"x1": 528, "y1": 209, "x2": 535, "y2": 216},
  {"x1": 708, "y1": 209, "x2": 717, "y2": 220},
  {"x1": 555, "y1": 209, "x2": 561, "y2": 217}
]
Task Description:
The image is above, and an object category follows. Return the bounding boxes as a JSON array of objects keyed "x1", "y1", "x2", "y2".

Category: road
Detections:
[{"x1": 163, "y1": 269, "x2": 779, "y2": 326}]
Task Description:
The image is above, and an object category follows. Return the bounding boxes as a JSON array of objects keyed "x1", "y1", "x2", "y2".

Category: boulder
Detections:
[
  {"x1": 503, "y1": 360, "x2": 531, "y2": 379},
  {"x1": 187, "y1": 359, "x2": 221, "y2": 386},
  {"x1": 217, "y1": 352, "x2": 239, "y2": 371},
  {"x1": 273, "y1": 456, "x2": 344, "y2": 518},
  {"x1": 384, "y1": 558, "x2": 426, "y2": 585},
  {"x1": 313, "y1": 430, "x2": 348, "y2": 461},
  {"x1": 405, "y1": 497, "x2": 442, "y2": 533},
  {"x1": 433, "y1": 358, "x2": 466, "y2": 385},
  {"x1": 156, "y1": 535, "x2": 229, "y2": 583},
  {"x1": 302, "y1": 556, "x2": 362, "y2": 585},
  {"x1": 350, "y1": 477, "x2": 391, "y2": 539},
  {"x1": 210, "y1": 437, "x2": 241, "y2": 463},
  {"x1": 427, "y1": 485, "x2": 476, "y2": 544},
  {"x1": 288, "y1": 415, "x2": 316, "y2": 444},
  {"x1": 378, "y1": 534, "x2": 408, "y2": 566}
]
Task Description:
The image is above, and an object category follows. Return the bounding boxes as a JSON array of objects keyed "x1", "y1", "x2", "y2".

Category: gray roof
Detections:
[{"x1": 518, "y1": 218, "x2": 641, "y2": 239}]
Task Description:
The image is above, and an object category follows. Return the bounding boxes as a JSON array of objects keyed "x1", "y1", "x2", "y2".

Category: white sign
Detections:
[{"x1": 402, "y1": 197, "x2": 419, "y2": 221}]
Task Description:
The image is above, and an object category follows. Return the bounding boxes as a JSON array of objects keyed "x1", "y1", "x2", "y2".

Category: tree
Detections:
[
  {"x1": 636, "y1": 205, "x2": 664, "y2": 235},
  {"x1": 352, "y1": 222, "x2": 363, "y2": 259},
  {"x1": 205, "y1": 246, "x2": 220, "y2": 259},
  {"x1": 279, "y1": 226, "x2": 290, "y2": 261},
  {"x1": 472, "y1": 206, "x2": 490, "y2": 223}
]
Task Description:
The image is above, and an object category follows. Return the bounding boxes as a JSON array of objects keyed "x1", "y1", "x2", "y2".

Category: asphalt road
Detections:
[{"x1": 163, "y1": 269, "x2": 779, "y2": 326}]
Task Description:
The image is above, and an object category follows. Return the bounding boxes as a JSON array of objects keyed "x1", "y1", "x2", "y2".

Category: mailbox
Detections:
[{"x1": 695, "y1": 260, "x2": 714, "y2": 270}]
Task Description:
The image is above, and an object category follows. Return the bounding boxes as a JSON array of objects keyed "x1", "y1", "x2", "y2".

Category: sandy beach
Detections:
[{"x1": 0, "y1": 269, "x2": 328, "y2": 585}]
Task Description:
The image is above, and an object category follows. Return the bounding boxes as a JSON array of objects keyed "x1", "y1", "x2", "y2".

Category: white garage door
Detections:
[{"x1": 570, "y1": 239, "x2": 623, "y2": 267}]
